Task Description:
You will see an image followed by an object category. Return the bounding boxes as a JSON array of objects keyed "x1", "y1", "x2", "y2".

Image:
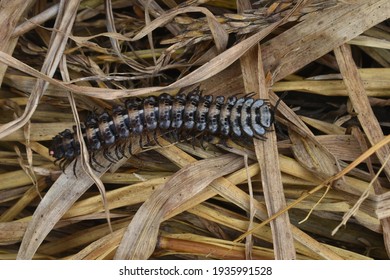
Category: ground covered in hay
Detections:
[{"x1": 0, "y1": 0, "x2": 389, "y2": 260}]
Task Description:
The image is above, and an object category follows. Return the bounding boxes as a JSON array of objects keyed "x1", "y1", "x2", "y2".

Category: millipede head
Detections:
[
  {"x1": 49, "y1": 135, "x2": 64, "y2": 160},
  {"x1": 49, "y1": 129, "x2": 75, "y2": 160}
]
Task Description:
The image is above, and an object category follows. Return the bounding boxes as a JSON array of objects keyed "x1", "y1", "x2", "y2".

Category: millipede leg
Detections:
[
  {"x1": 139, "y1": 135, "x2": 145, "y2": 150},
  {"x1": 191, "y1": 135, "x2": 197, "y2": 149},
  {"x1": 90, "y1": 152, "x2": 104, "y2": 171},
  {"x1": 89, "y1": 155, "x2": 96, "y2": 172},
  {"x1": 182, "y1": 131, "x2": 191, "y2": 144},
  {"x1": 128, "y1": 140, "x2": 133, "y2": 156},
  {"x1": 171, "y1": 130, "x2": 179, "y2": 142},
  {"x1": 72, "y1": 158, "x2": 78, "y2": 178},
  {"x1": 145, "y1": 133, "x2": 152, "y2": 147},
  {"x1": 199, "y1": 134, "x2": 207, "y2": 150},
  {"x1": 115, "y1": 143, "x2": 127, "y2": 160},
  {"x1": 242, "y1": 137, "x2": 253, "y2": 147},
  {"x1": 243, "y1": 91, "x2": 255, "y2": 98},
  {"x1": 103, "y1": 148, "x2": 117, "y2": 163},
  {"x1": 153, "y1": 130, "x2": 162, "y2": 147},
  {"x1": 114, "y1": 145, "x2": 121, "y2": 160},
  {"x1": 253, "y1": 134, "x2": 267, "y2": 141},
  {"x1": 122, "y1": 143, "x2": 129, "y2": 158},
  {"x1": 59, "y1": 159, "x2": 66, "y2": 173},
  {"x1": 220, "y1": 138, "x2": 232, "y2": 149}
]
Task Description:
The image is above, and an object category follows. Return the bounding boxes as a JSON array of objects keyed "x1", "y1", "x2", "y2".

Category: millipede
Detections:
[{"x1": 49, "y1": 88, "x2": 274, "y2": 170}]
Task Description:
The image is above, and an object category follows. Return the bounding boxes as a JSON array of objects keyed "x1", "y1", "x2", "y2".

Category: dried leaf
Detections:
[{"x1": 114, "y1": 153, "x2": 244, "y2": 259}]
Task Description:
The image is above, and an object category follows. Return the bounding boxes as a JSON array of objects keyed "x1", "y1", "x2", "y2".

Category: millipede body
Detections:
[{"x1": 49, "y1": 90, "x2": 274, "y2": 165}]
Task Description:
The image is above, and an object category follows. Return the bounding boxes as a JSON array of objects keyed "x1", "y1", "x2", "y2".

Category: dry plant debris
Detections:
[{"x1": 0, "y1": 0, "x2": 389, "y2": 260}]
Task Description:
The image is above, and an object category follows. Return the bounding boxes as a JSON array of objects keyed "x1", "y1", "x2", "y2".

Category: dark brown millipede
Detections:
[{"x1": 49, "y1": 89, "x2": 274, "y2": 170}]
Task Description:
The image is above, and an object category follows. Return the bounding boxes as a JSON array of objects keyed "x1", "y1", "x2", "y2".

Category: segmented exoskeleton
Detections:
[{"x1": 49, "y1": 89, "x2": 274, "y2": 170}]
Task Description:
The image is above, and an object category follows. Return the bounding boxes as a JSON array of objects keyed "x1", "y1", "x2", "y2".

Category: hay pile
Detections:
[{"x1": 0, "y1": 0, "x2": 389, "y2": 260}]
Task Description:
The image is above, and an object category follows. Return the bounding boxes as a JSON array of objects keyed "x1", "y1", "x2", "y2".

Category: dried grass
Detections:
[{"x1": 0, "y1": 0, "x2": 389, "y2": 260}]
